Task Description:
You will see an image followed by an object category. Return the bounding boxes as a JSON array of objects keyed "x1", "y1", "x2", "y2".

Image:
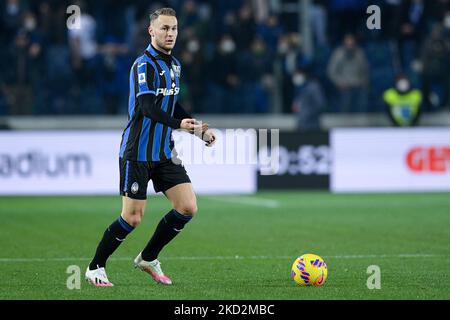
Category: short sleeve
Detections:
[{"x1": 136, "y1": 61, "x2": 157, "y2": 97}]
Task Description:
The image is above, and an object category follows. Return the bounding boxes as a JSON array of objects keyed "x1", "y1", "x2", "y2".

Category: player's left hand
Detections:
[
  {"x1": 201, "y1": 122, "x2": 209, "y2": 133},
  {"x1": 202, "y1": 129, "x2": 216, "y2": 147}
]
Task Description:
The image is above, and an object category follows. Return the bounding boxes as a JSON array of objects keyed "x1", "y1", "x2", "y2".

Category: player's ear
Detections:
[{"x1": 148, "y1": 26, "x2": 153, "y2": 37}]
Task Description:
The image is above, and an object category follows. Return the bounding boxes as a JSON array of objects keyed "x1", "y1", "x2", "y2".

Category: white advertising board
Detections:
[
  {"x1": 0, "y1": 130, "x2": 256, "y2": 195},
  {"x1": 331, "y1": 128, "x2": 450, "y2": 192}
]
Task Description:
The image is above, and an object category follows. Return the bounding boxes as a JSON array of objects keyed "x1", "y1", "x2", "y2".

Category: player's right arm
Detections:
[
  {"x1": 173, "y1": 101, "x2": 215, "y2": 146},
  {"x1": 135, "y1": 61, "x2": 199, "y2": 132},
  {"x1": 138, "y1": 94, "x2": 199, "y2": 131}
]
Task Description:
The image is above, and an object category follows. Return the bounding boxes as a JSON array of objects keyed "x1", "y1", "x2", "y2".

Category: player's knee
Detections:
[
  {"x1": 127, "y1": 215, "x2": 142, "y2": 227},
  {"x1": 122, "y1": 208, "x2": 144, "y2": 227},
  {"x1": 175, "y1": 201, "x2": 198, "y2": 216}
]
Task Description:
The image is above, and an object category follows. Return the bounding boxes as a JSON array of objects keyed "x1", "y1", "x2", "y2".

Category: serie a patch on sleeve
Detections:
[{"x1": 138, "y1": 73, "x2": 146, "y2": 84}]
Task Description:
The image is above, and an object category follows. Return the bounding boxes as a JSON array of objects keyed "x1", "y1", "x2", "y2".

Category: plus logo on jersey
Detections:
[{"x1": 156, "y1": 87, "x2": 180, "y2": 96}]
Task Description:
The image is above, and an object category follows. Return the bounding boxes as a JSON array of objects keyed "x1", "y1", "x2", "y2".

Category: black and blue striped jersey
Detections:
[{"x1": 119, "y1": 44, "x2": 184, "y2": 162}]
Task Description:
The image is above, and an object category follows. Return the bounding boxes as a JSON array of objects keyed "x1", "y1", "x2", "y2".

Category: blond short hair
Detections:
[{"x1": 149, "y1": 8, "x2": 176, "y2": 24}]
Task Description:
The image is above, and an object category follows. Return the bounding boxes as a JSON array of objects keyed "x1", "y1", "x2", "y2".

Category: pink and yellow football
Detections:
[{"x1": 291, "y1": 253, "x2": 328, "y2": 286}]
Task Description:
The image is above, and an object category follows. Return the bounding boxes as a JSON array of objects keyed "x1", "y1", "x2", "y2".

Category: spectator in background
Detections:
[
  {"x1": 420, "y1": 21, "x2": 450, "y2": 110},
  {"x1": 6, "y1": 29, "x2": 29, "y2": 114},
  {"x1": 278, "y1": 33, "x2": 310, "y2": 113},
  {"x1": 1, "y1": 0, "x2": 29, "y2": 45},
  {"x1": 67, "y1": 1, "x2": 101, "y2": 113},
  {"x1": 257, "y1": 14, "x2": 283, "y2": 55},
  {"x1": 400, "y1": 0, "x2": 428, "y2": 41},
  {"x1": 208, "y1": 35, "x2": 240, "y2": 113},
  {"x1": 238, "y1": 36, "x2": 273, "y2": 113},
  {"x1": 178, "y1": 0, "x2": 198, "y2": 28},
  {"x1": 327, "y1": 34, "x2": 369, "y2": 113},
  {"x1": 4, "y1": 23, "x2": 43, "y2": 115},
  {"x1": 384, "y1": 74, "x2": 422, "y2": 126},
  {"x1": 40, "y1": 1, "x2": 74, "y2": 115},
  {"x1": 230, "y1": 4, "x2": 257, "y2": 51},
  {"x1": 98, "y1": 37, "x2": 129, "y2": 114},
  {"x1": 292, "y1": 68, "x2": 326, "y2": 130},
  {"x1": 22, "y1": 10, "x2": 45, "y2": 114},
  {"x1": 178, "y1": 32, "x2": 207, "y2": 113},
  {"x1": 398, "y1": 0, "x2": 428, "y2": 72},
  {"x1": 188, "y1": 3, "x2": 213, "y2": 45},
  {"x1": 68, "y1": 1, "x2": 98, "y2": 86}
]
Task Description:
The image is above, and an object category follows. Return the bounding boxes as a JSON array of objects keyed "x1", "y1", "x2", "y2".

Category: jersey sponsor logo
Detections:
[
  {"x1": 156, "y1": 87, "x2": 180, "y2": 96},
  {"x1": 138, "y1": 73, "x2": 146, "y2": 84},
  {"x1": 406, "y1": 146, "x2": 450, "y2": 173}
]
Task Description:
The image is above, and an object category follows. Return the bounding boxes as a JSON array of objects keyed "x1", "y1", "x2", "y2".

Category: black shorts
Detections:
[{"x1": 119, "y1": 158, "x2": 191, "y2": 200}]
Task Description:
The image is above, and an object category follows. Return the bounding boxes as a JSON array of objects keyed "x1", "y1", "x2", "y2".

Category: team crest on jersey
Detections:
[
  {"x1": 172, "y1": 65, "x2": 181, "y2": 78},
  {"x1": 131, "y1": 182, "x2": 139, "y2": 194}
]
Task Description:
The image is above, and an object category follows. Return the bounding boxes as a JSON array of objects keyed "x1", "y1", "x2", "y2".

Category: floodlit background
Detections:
[{"x1": 0, "y1": 0, "x2": 449, "y2": 300}]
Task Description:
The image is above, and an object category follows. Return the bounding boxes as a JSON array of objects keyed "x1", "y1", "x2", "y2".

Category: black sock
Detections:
[
  {"x1": 89, "y1": 216, "x2": 134, "y2": 270},
  {"x1": 141, "y1": 209, "x2": 192, "y2": 261}
]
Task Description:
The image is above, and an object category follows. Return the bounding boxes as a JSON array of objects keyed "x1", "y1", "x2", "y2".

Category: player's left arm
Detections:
[{"x1": 174, "y1": 101, "x2": 216, "y2": 147}]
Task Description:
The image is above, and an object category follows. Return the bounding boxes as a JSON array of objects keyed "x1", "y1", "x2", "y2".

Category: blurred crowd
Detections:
[{"x1": 0, "y1": 0, "x2": 449, "y2": 121}]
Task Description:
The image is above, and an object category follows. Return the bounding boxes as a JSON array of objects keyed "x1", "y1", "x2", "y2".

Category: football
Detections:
[{"x1": 291, "y1": 254, "x2": 328, "y2": 286}]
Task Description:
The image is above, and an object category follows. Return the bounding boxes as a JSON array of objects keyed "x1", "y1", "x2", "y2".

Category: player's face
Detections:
[{"x1": 149, "y1": 15, "x2": 178, "y2": 53}]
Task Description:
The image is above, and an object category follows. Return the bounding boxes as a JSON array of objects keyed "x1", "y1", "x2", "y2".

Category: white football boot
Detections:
[
  {"x1": 134, "y1": 253, "x2": 172, "y2": 285},
  {"x1": 85, "y1": 266, "x2": 114, "y2": 287}
]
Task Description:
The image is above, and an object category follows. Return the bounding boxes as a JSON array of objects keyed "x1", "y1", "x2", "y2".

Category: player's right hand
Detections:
[{"x1": 180, "y1": 118, "x2": 202, "y2": 133}]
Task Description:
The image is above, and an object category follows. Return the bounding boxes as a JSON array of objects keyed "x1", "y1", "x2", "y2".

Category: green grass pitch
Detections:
[{"x1": 0, "y1": 191, "x2": 449, "y2": 300}]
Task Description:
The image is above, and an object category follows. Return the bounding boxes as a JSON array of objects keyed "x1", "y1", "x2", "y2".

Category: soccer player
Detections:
[{"x1": 85, "y1": 7, "x2": 216, "y2": 286}]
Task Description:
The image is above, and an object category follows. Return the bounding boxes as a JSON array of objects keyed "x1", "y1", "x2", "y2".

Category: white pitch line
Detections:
[
  {"x1": 206, "y1": 196, "x2": 280, "y2": 208},
  {"x1": 0, "y1": 254, "x2": 445, "y2": 263}
]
